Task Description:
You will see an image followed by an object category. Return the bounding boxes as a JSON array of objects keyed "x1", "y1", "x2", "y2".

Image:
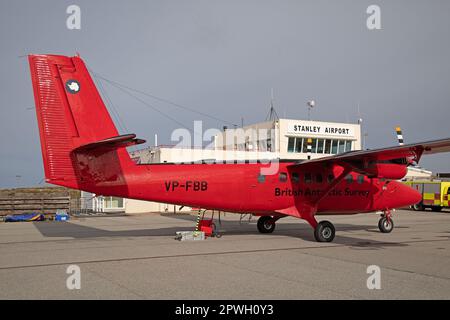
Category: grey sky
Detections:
[{"x1": 0, "y1": 0, "x2": 449, "y2": 187}]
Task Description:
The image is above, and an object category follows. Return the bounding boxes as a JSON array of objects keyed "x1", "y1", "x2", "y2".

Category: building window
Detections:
[
  {"x1": 338, "y1": 140, "x2": 346, "y2": 154},
  {"x1": 279, "y1": 172, "x2": 288, "y2": 182},
  {"x1": 302, "y1": 138, "x2": 308, "y2": 153},
  {"x1": 267, "y1": 139, "x2": 272, "y2": 152},
  {"x1": 331, "y1": 140, "x2": 338, "y2": 154},
  {"x1": 287, "y1": 137, "x2": 295, "y2": 153},
  {"x1": 324, "y1": 140, "x2": 331, "y2": 154},
  {"x1": 317, "y1": 139, "x2": 324, "y2": 153},
  {"x1": 286, "y1": 137, "x2": 354, "y2": 155},
  {"x1": 104, "y1": 197, "x2": 124, "y2": 209},
  {"x1": 310, "y1": 138, "x2": 317, "y2": 153},
  {"x1": 345, "y1": 140, "x2": 352, "y2": 152},
  {"x1": 295, "y1": 138, "x2": 303, "y2": 153}
]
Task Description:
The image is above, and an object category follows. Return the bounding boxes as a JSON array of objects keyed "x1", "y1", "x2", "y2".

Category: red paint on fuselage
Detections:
[{"x1": 58, "y1": 150, "x2": 422, "y2": 218}]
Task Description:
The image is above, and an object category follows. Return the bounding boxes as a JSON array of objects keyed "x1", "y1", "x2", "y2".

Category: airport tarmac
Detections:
[{"x1": 0, "y1": 209, "x2": 449, "y2": 299}]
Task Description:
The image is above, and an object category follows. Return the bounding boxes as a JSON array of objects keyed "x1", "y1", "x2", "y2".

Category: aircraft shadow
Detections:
[{"x1": 32, "y1": 216, "x2": 411, "y2": 249}]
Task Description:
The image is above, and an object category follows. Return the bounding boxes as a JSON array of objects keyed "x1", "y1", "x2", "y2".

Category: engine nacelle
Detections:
[{"x1": 365, "y1": 163, "x2": 408, "y2": 180}]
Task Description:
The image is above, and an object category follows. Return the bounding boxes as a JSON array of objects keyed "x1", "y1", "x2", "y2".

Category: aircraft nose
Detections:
[{"x1": 385, "y1": 181, "x2": 422, "y2": 208}]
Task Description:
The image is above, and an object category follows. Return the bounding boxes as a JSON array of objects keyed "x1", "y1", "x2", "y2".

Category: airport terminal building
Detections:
[{"x1": 213, "y1": 118, "x2": 361, "y2": 160}]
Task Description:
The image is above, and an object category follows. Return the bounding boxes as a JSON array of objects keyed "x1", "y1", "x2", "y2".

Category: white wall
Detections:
[{"x1": 124, "y1": 199, "x2": 191, "y2": 214}]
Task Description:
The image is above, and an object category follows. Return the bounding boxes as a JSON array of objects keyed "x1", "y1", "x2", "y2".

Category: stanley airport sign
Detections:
[{"x1": 286, "y1": 122, "x2": 355, "y2": 137}]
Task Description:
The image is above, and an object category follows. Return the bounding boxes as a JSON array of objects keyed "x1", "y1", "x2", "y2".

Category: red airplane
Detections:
[{"x1": 28, "y1": 54, "x2": 450, "y2": 242}]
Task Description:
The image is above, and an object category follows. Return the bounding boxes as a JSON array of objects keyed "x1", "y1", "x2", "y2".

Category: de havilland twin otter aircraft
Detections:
[{"x1": 28, "y1": 54, "x2": 450, "y2": 242}]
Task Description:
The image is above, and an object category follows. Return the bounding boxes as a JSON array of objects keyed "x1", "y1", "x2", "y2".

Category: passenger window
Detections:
[
  {"x1": 291, "y1": 172, "x2": 300, "y2": 184},
  {"x1": 304, "y1": 173, "x2": 312, "y2": 184},
  {"x1": 345, "y1": 174, "x2": 353, "y2": 184},
  {"x1": 257, "y1": 174, "x2": 266, "y2": 183},
  {"x1": 357, "y1": 175, "x2": 365, "y2": 184},
  {"x1": 327, "y1": 174, "x2": 334, "y2": 183},
  {"x1": 316, "y1": 174, "x2": 323, "y2": 183},
  {"x1": 279, "y1": 172, "x2": 288, "y2": 183}
]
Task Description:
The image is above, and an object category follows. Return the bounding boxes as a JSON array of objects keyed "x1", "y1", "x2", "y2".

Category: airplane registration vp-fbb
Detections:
[{"x1": 28, "y1": 54, "x2": 450, "y2": 242}]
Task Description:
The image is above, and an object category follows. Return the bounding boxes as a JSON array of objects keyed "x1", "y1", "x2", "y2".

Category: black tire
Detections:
[
  {"x1": 431, "y1": 206, "x2": 442, "y2": 212},
  {"x1": 378, "y1": 217, "x2": 394, "y2": 233},
  {"x1": 412, "y1": 202, "x2": 425, "y2": 211},
  {"x1": 257, "y1": 216, "x2": 276, "y2": 234},
  {"x1": 314, "y1": 221, "x2": 335, "y2": 242},
  {"x1": 211, "y1": 223, "x2": 222, "y2": 238}
]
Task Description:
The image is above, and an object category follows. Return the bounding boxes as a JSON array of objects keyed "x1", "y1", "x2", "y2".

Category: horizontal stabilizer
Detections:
[{"x1": 74, "y1": 134, "x2": 146, "y2": 152}]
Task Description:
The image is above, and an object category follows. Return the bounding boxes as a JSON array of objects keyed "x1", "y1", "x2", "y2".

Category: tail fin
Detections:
[{"x1": 28, "y1": 54, "x2": 143, "y2": 190}]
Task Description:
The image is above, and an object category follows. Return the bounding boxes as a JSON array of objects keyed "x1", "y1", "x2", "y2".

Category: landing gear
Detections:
[
  {"x1": 378, "y1": 210, "x2": 394, "y2": 233},
  {"x1": 314, "y1": 221, "x2": 336, "y2": 242},
  {"x1": 257, "y1": 216, "x2": 276, "y2": 233},
  {"x1": 412, "y1": 202, "x2": 424, "y2": 211}
]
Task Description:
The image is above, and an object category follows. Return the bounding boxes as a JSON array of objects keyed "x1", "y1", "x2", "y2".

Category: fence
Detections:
[{"x1": 0, "y1": 196, "x2": 70, "y2": 216}]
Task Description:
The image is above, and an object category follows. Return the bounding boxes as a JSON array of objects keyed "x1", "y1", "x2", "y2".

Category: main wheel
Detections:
[
  {"x1": 378, "y1": 217, "x2": 394, "y2": 233},
  {"x1": 314, "y1": 221, "x2": 335, "y2": 242},
  {"x1": 412, "y1": 202, "x2": 425, "y2": 211},
  {"x1": 257, "y1": 216, "x2": 276, "y2": 233}
]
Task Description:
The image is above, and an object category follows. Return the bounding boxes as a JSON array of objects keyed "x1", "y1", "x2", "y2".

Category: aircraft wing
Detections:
[{"x1": 288, "y1": 137, "x2": 450, "y2": 168}]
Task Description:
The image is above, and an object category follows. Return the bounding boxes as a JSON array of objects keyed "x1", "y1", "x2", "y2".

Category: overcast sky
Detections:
[{"x1": 0, "y1": 0, "x2": 449, "y2": 187}]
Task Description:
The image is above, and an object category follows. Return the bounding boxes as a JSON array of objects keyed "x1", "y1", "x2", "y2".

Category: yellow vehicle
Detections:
[{"x1": 404, "y1": 180, "x2": 450, "y2": 211}]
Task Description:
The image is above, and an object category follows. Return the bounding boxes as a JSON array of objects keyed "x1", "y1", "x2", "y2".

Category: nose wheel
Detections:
[
  {"x1": 314, "y1": 221, "x2": 336, "y2": 242},
  {"x1": 378, "y1": 217, "x2": 394, "y2": 233},
  {"x1": 378, "y1": 210, "x2": 394, "y2": 233}
]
